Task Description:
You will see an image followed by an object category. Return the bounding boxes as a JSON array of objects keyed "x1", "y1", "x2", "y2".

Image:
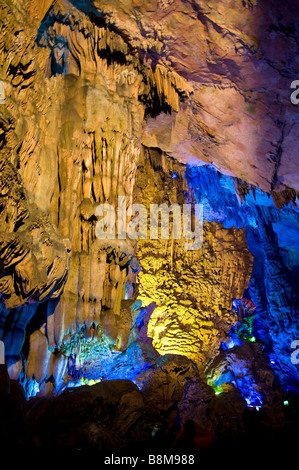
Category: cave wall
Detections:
[
  {"x1": 186, "y1": 164, "x2": 299, "y2": 391},
  {"x1": 0, "y1": 0, "x2": 298, "y2": 404},
  {"x1": 136, "y1": 147, "x2": 253, "y2": 372}
]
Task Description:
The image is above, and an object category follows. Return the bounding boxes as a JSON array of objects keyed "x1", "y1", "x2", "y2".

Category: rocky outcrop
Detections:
[
  {"x1": 186, "y1": 163, "x2": 299, "y2": 391},
  {"x1": 26, "y1": 379, "x2": 144, "y2": 451},
  {"x1": 30, "y1": 0, "x2": 299, "y2": 197},
  {"x1": 135, "y1": 354, "x2": 198, "y2": 416},
  {"x1": 0, "y1": 0, "x2": 147, "y2": 390},
  {"x1": 0, "y1": 355, "x2": 290, "y2": 455},
  {"x1": 0, "y1": 155, "x2": 69, "y2": 361},
  {"x1": 136, "y1": 148, "x2": 253, "y2": 370}
]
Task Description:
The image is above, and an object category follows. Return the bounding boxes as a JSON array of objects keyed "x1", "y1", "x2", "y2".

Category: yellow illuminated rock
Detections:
[{"x1": 136, "y1": 148, "x2": 253, "y2": 371}]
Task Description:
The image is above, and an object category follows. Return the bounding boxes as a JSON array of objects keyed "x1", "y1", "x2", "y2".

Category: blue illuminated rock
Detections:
[{"x1": 186, "y1": 164, "x2": 299, "y2": 392}]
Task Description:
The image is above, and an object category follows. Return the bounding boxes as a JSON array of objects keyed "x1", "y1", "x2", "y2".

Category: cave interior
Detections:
[{"x1": 0, "y1": 0, "x2": 299, "y2": 459}]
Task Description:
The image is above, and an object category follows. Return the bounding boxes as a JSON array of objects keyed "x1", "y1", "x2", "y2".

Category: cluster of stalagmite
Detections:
[
  {"x1": 0, "y1": 0, "x2": 141, "y2": 391},
  {"x1": 0, "y1": 0, "x2": 196, "y2": 394},
  {"x1": 136, "y1": 148, "x2": 254, "y2": 371}
]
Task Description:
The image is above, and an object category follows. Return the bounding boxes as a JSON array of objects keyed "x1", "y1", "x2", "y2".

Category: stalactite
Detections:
[
  {"x1": 1, "y1": 0, "x2": 298, "y2": 414},
  {"x1": 136, "y1": 148, "x2": 253, "y2": 371}
]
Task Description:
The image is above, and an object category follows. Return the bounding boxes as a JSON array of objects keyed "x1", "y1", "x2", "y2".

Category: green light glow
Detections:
[
  {"x1": 283, "y1": 400, "x2": 289, "y2": 405},
  {"x1": 78, "y1": 377, "x2": 101, "y2": 386},
  {"x1": 249, "y1": 336, "x2": 256, "y2": 342}
]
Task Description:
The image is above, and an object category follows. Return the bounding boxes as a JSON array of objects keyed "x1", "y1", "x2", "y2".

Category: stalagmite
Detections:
[{"x1": 26, "y1": 327, "x2": 52, "y2": 383}]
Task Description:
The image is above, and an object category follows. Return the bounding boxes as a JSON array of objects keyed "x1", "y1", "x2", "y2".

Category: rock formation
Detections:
[
  {"x1": 136, "y1": 148, "x2": 253, "y2": 370},
  {"x1": 0, "y1": 0, "x2": 298, "y2": 455}
]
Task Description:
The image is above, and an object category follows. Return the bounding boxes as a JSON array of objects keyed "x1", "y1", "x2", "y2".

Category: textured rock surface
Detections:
[
  {"x1": 0, "y1": 0, "x2": 147, "y2": 390},
  {"x1": 0, "y1": 0, "x2": 298, "y2": 455},
  {"x1": 26, "y1": 379, "x2": 145, "y2": 451},
  {"x1": 28, "y1": 0, "x2": 299, "y2": 196},
  {"x1": 136, "y1": 148, "x2": 253, "y2": 370},
  {"x1": 135, "y1": 354, "x2": 198, "y2": 415},
  {"x1": 186, "y1": 164, "x2": 299, "y2": 390}
]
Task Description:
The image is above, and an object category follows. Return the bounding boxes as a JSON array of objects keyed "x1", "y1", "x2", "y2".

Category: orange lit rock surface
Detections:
[{"x1": 0, "y1": 0, "x2": 295, "y2": 392}]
